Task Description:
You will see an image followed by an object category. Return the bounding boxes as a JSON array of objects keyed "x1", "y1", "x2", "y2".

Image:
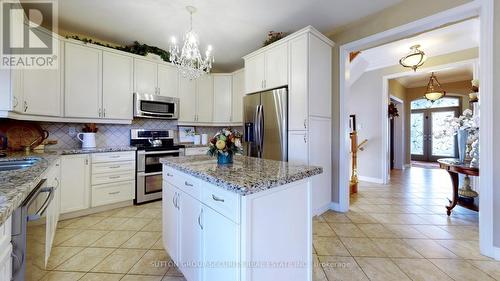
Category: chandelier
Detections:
[
  {"x1": 169, "y1": 6, "x2": 214, "y2": 80},
  {"x1": 399, "y1": 45, "x2": 426, "y2": 71},
  {"x1": 424, "y1": 72, "x2": 446, "y2": 102}
]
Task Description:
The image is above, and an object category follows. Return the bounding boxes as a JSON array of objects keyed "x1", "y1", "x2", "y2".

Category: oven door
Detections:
[
  {"x1": 134, "y1": 93, "x2": 179, "y2": 119},
  {"x1": 136, "y1": 150, "x2": 182, "y2": 204}
]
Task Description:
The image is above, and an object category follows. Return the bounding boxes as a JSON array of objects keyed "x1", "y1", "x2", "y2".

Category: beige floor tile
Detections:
[
  {"x1": 369, "y1": 213, "x2": 427, "y2": 225},
  {"x1": 57, "y1": 218, "x2": 80, "y2": 228},
  {"x1": 403, "y1": 239, "x2": 458, "y2": 259},
  {"x1": 392, "y1": 258, "x2": 453, "y2": 281},
  {"x1": 321, "y1": 211, "x2": 351, "y2": 223},
  {"x1": 121, "y1": 231, "x2": 162, "y2": 249},
  {"x1": 371, "y1": 239, "x2": 422, "y2": 258},
  {"x1": 53, "y1": 228, "x2": 82, "y2": 246},
  {"x1": 357, "y1": 224, "x2": 398, "y2": 238},
  {"x1": 437, "y1": 240, "x2": 491, "y2": 260},
  {"x1": 87, "y1": 207, "x2": 122, "y2": 217},
  {"x1": 91, "y1": 230, "x2": 137, "y2": 248},
  {"x1": 384, "y1": 224, "x2": 427, "y2": 239},
  {"x1": 112, "y1": 206, "x2": 145, "y2": 218},
  {"x1": 313, "y1": 215, "x2": 326, "y2": 222},
  {"x1": 129, "y1": 249, "x2": 170, "y2": 276},
  {"x1": 88, "y1": 217, "x2": 130, "y2": 231},
  {"x1": 162, "y1": 276, "x2": 186, "y2": 281},
  {"x1": 39, "y1": 271, "x2": 85, "y2": 281},
  {"x1": 355, "y1": 257, "x2": 410, "y2": 281},
  {"x1": 439, "y1": 225, "x2": 479, "y2": 240},
  {"x1": 329, "y1": 223, "x2": 366, "y2": 238},
  {"x1": 91, "y1": 248, "x2": 146, "y2": 273},
  {"x1": 56, "y1": 248, "x2": 114, "y2": 272},
  {"x1": 151, "y1": 237, "x2": 165, "y2": 250},
  {"x1": 79, "y1": 272, "x2": 124, "y2": 281},
  {"x1": 121, "y1": 275, "x2": 163, "y2": 281},
  {"x1": 313, "y1": 221, "x2": 336, "y2": 237},
  {"x1": 318, "y1": 256, "x2": 368, "y2": 281},
  {"x1": 430, "y1": 259, "x2": 495, "y2": 281},
  {"x1": 340, "y1": 237, "x2": 386, "y2": 257},
  {"x1": 417, "y1": 214, "x2": 470, "y2": 226},
  {"x1": 63, "y1": 216, "x2": 105, "y2": 229},
  {"x1": 60, "y1": 230, "x2": 109, "y2": 247},
  {"x1": 142, "y1": 219, "x2": 163, "y2": 232},
  {"x1": 134, "y1": 208, "x2": 162, "y2": 219},
  {"x1": 116, "y1": 218, "x2": 153, "y2": 231},
  {"x1": 313, "y1": 236, "x2": 351, "y2": 256},
  {"x1": 46, "y1": 246, "x2": 84, "y2": 270},
  {"x1": 412, "y1": 225, "x2": 454, "y2": 239},
  {"x1": 165, "y1": 265, "x2": 183, "y2": 277},
  {"x1": 345, "y1": 212, "x2": 378, "y2": 224},
  {"x1": 469, "y1": 260, "x2": 500, "y2": 280},
  {"x1": 312, "y1": 254, "x2": 327, "y2": 281}
]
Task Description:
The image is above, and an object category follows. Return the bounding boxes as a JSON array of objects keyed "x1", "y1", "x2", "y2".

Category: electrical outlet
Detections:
[{"x1": 68, "y1": 127, "x2": 77, "y2": 136}]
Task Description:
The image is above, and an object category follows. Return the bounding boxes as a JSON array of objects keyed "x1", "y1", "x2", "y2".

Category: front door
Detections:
[{"x1": 410, "y1": 98, "x2": 460, "y2": 162}]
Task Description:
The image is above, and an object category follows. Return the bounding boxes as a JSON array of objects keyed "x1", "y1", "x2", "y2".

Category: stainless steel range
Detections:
[{"x1": 130, "y1": 129, "x2": 184, "y2": 204}]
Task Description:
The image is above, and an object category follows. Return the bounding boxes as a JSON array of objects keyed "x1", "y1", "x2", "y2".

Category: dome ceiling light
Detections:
[
  {"x1": 399, "y1": 44, "x2": 427, "y2": 71},
  {"x1": 424, "y1": 72, "x2": 446, "y2": 102}
]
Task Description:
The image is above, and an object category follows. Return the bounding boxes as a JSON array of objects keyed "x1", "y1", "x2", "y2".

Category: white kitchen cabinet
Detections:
[
  {"x1": 244, "y1": 54, "x2": 265, "y2": 94},
  {"x1": 244, "y1": 42, "x2": 288, "y2": 94},
  {"x1": 134, "y1": 59, "x2": 158, "y2": 94},
  {"x1": 265, "y1": 43, "x2": 288, "y2": 90},
  {"x1": 163, "y1": 183, "x2": 180, "y2": 265},
  {"x1": 60, "y1": 154, "x2": 90, "y2": 213},
  {"x1": 179, "y1": 77, "x2": 197, "y2": 122},
  {"x1": 289, "y1": 35, "x2": 309, "y2": 131},
  {"x1": 158, "y1": 64, "x2": 179, "y2": 97},
  {"x1": 64, "y1": 42, "x2": 102, "y2": 118},
  {"x1": 196, "y1": 74, "x2": 214, "y2": 123},
  {"x1": 179, "y1": 191, "x2": 202, "y2": 281},
  {"x1": 213, "y1": 74, "x2": 232, "y2": 123},
  {"x1": 21, "y1": 38, "x2": 63, "y2": 117},
  {"x1": 45, "y1": 159, "x2": 61, "y2": 265},
  {"x1": 231, "y1": 69, "x2": 244, "y2": 123},
  {"x1": 288, "y1": 131, "x2": 308, "y2": 165},
  {"x1": 0, "y1": 217, "x2": 12, "y2": 281},
  {"x1": 201, "y1": 206, "x2": 239, "y2": 281},
  {"x1": 0, "y1": 69, "x2": 11, "y2": 111},
  {"x1": 309, "y1": 117, "x2": 331, "y2": 214},
  {"x1": 102, "y1": 51, "x2": 133, "y2": 119}
]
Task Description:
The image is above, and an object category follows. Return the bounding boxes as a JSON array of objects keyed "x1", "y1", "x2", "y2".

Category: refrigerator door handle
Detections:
[
  {"x1": 259, "y1": 105, "x2": 264, "y2": 154},
  {"x1": 254, "y1": 105, "x2": 261, "y2": 157}
]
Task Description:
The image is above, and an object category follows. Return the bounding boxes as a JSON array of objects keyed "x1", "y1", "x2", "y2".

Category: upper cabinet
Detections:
[
  {"x1": 158, "y1": 64, "x2": 179, "y2": 98},
  {"x1": 133, "y1": 59, "x2": 157, "y2": 94},
  {"x1": 196, "y1": 74, "x2": 214, "y2": 123},
  {"x1": 289, "y1": 35, "x2": 309, "y2": 131},
  {"x1": 65, "y1": 42, "x2": 102, "y2": 118},
  {"x1": 231, "y1": 70, "x2": 244, "y2": 123},
  {"x1": 102, "y1": 52, "x2": 133, "y2": 119},
  {"x1": 213, "y1": 74, "x2": 232, "y2": 123},
  {"x1": 244, "y1": 42, "x2": 288, "y2": 94},
  {"x1": 178, "y1": 76, "x2": 197, "y2": 123}
]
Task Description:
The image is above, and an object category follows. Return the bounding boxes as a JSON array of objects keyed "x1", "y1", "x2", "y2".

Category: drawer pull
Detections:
[
  {"x1": 108, "y1": 191, "x2": 120, "y2": 195},
  {"x1": 109, "y1": 165, "x2": 121, "y2": 169},
  {"x1": 212, "y1": 194, "x2": 225, "y2": 202},
  {"x1": 185, "y1": 181, "x2": 194, "y2": 187},
  {"x1": 166, "y1": 173, "x2": 173, "y2": 177},
  {"x1": 109, "y1": 155, "x2": 121, "y2": 158},
  {"x1": 109, "y1": 175, "x2": 120, "y2": 179}
]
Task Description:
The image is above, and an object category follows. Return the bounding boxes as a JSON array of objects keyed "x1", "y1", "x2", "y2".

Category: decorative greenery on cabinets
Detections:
[{"x1": 66, "y1": 35, "x2": 171, "y2": 62}]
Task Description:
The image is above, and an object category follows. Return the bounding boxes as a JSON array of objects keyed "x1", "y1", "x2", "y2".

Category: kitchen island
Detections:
[{"x1": 160, "y1": 155, "x2": 322, "y2": 281}]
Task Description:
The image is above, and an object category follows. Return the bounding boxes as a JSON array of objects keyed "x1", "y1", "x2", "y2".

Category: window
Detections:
[{"x1": 410, "y1": 97, "x2": 460, "y2": 110}]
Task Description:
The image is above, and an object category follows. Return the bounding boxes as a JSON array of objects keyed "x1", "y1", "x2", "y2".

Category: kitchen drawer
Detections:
[
  {"x1": 185, "y1": 147, "x2": 208, "y2": 156},
  {"x1": 91, "y1": 151, "x2": 135, "y2": 163},
  {"x1": 92, "y1": 171, "x2": 135, "y2": 185},
  {"x1": 201, "y1": 182, "x2": 240, "y2": 224},
  {"x1": 163, "y1": 167, "x2": 200, "y2": 200},
  {"x1": 0, "y1": 216, "x2": 11, "y2": 251},
  {"x1": 92, "y1": 161, "x2": 135, "y2": 174},
  {"x1": 91, "y1": 180, "x2": 134, "y2": 207}
]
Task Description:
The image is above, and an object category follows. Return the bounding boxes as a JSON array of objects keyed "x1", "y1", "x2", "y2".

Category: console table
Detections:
[{"x1": 437, "y1": 158, "x2": 479, "y2": 216}]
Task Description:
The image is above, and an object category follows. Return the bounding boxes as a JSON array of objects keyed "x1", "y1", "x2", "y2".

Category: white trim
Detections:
[
  {"x1": 313, "y1": 202, "x2": 333, "y2": 216},
  {"x1": 390, "y1": 95, "x2": 404, "y2": 104},
  {"x1": 358, "y1": 176, "x2": 384, "y2": 184},
  {"x1": 329, "y1": 202, "x2": 341, "y2": 212},
  {"x1": 382, "y1": 78, "x2": 390, "y2": 184},
  {"x1": 495, "y1": 247, "x2": 500, "y2": 260},
  {"x1": 0, "y1": 111, "x2": 133, "y2": 124},
  {"x1": 338, "y1": 0, "x2": 495, "y2": 259}
]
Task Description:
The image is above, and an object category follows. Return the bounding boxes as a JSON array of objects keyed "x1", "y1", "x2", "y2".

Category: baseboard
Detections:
[
  {"x1": 60, "y1": 200, "x2": 133, "y2": 220},
  {"x1": 358, "y1": 176, "x2": 384, "y2": 184},
  {"x1": 313, "y1": 202, "x2": 333, "y2": 216},
  {"x1": 329, "y1": 202, "x2": 343, "y2": 212},
  {"x1": 494, "y1": 246, "x2": 500, "y2": 260},
  {"x1": 403, "y1": 164, "x2": 411, "y2": 170}
]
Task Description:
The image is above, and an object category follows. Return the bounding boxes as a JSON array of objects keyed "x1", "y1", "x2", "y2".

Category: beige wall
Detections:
[
  {"x1": 389, "y1": 80, "x2": 406, "y2": 101},
  {"x1": 328, "y1": 0, "x2": 473, "y2": 203}
]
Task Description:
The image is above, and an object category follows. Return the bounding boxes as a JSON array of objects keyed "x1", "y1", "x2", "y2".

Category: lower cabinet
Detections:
[
  {"x1": 163, "y1": 183, "x2": 180, "y2": 265},
  {"x1": 179, "y1": 192, "x2": 202, "y2": 281},
  {"x1": 288, "y1": 131, "x2": 308, "y2": 165},
  {"x1": 0, "y1": 217, "x2": 12, "y2": 281},
  {"x1": 60, "y1": 154, "x2": 90, "y2": 213}
]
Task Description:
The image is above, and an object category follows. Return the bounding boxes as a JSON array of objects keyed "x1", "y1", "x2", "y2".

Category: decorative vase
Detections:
[
  {"x1": 217, "y1": 153, "x2": 233, "y2": 165},
  {"x1": 457, "y1": 129, "x2": 469, "y2": 163}
]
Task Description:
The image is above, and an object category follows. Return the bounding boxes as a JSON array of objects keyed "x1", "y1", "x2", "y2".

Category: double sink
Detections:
[{"x1": 0, "y1": 159, "x2": 40, "y2": 172}]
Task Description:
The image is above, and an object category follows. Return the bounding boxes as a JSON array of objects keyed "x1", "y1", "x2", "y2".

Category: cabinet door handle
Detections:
[
  {"x1": 54, "y1": 178, "x2": 60, "y2": 188},
  {"x1": 108, "y1": 191, "x2": 120, "y2": 195},
  {"x1": 176, "y1": 193, "x2": 180, "y2": 210},
  {"x1": 198, "y1": 208, "x2": 204, "y2": 230},
  {"x1": 172, "y1": 192, "x2": 176, "y2": 208},
  {"x1": 85, "y1": 159, "x2": 89, "y2": 165},
  {"x1": 98, "y1": 108, "x2": 102, "y2": 118},
  {"x1": 185, "y1": 181, "x2": 193, "y2": 187},
  {"x1": 304, "y1": 119, "x2": 307, "y2": 129},
  {"x1": 212, "y1": 194, "x2": 225, "y2": 202},
  {"x1": 24, "y1": 101, "x2": 28, "y2": 112},
  {"x1": 103, "y1": 108, "x2": 106, "y2": 118},
  {"x1": 304, "y1": 134, "x2": 307, "y2": 143},
  {"x1": 166, "y1": 173, "x2": 173, "y2": 177},
  {"x1": 13, "y1": 97, "x2": 18, "y2": 108}
]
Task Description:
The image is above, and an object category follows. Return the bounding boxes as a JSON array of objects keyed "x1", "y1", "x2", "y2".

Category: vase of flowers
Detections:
[
  {"x1": 207, "y1": 128, "x2": 243, "y2": 165},
  {"x1": 441, "y1": 109, "x2": 479, "y2": 164}
]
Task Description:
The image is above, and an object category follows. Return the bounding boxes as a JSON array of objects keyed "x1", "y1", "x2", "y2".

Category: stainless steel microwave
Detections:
[{"x1": 134, "y1": 93, "x2": 179, "y2": 119}]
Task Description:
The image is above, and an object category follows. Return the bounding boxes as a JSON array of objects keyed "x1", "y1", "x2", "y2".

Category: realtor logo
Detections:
[{"x1": 1, "y1": 0, "x2": 58, "y2": 69}]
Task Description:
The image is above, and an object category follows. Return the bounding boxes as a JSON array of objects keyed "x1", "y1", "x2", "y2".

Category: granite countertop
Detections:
[
  {"x1": 0, "y1": 146, "x2": 137, "y2": 226},
  {"x1": 160, "y1": 155, "x2": 323, "y2": 195}
]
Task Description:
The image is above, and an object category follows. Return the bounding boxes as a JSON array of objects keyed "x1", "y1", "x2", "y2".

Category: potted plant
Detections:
[
  {"x1": 440, "y1": 109, "x2": 479, "y2": 164},
  {"x1": 207, "y1": 128, "x2": 243, "y2": 164}
]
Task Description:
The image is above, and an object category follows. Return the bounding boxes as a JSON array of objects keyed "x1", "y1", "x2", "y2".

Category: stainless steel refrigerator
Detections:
[{"x1": 243, "y1": 87, "x2": 288, "y2": 161}]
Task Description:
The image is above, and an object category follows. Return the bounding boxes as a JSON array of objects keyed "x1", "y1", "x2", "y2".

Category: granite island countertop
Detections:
[
  {"x1": 0, "y1": 146, "x2": 137, "y2": 226},
  {"x1": 160, "y1": 155, "x2": 323, "y2": 195}
]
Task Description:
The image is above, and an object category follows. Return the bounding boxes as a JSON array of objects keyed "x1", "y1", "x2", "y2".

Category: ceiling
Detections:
[
  {"x1": 46, "y1": 0, "x2": 404, "y2": 72},
  {"x1": 357, "y1": 18, "x2": 480, "y2": 71},
  {"x1": 395, "y1": 63, "x2": 474, "y2": 88}
]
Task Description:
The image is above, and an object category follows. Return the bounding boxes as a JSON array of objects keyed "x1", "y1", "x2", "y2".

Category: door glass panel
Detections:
[
  {"x1": 410, "y1": 113, "x2": 424, "y2": 155},
  {"x1": 411, "y1": 97, "x2": 460, "y2": 110},
  {"x1": 431, "y1": 111, "x2": 456, "y2": 157}
]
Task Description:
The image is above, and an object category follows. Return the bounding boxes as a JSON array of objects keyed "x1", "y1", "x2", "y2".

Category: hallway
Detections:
[{"x1": 313, "y1": 167, "x2": 499, "y2": 281}]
